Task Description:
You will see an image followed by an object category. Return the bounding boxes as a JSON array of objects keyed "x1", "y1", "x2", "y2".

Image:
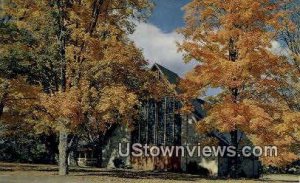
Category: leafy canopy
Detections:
[{"x1": 179, "y1": 0, "x2": 299, "y2": 165}]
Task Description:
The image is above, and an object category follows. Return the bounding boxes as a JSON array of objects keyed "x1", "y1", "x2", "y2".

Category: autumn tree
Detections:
[
  {"x1": 3, "y1": 0, "x2": 156, "y2": 175},
  {"x1": 1, "y1": 0, "x2": 62, "y2": 163},
  {"x1": 275, "y1": 0, "x2": 300, "y2": 156},
  {"x1": 179, "y1": 0, "x2": 299, "y2": 177},
  {"x1": 0, "y1": 4, "x2": 56, "y2": 138},
  {"x1": 280, "y1": 0, "x2": 300, "y2": 73},
  {"x1": 277, "y1": 0, "x2": 300, "y2": 111}
]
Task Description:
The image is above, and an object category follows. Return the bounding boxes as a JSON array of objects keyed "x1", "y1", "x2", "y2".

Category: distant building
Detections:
[{"x1": 74, "y1": 63, "x2": 261, "y2": 178}]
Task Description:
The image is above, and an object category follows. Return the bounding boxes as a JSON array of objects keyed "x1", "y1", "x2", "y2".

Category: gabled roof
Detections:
[
  {"x1": 151, "y1": 63, "x2": 180, "y2": 85},
  {"x1": 151, "y1": 63, "x2": 205, "y2": 118}
]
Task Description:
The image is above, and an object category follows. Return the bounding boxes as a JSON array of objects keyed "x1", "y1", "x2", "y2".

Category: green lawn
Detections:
[{"x1": 0, "y1": 162, "x2": 298, "y2": 183}]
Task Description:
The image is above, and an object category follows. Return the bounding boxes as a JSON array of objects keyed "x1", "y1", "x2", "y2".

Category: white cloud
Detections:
[
  {"x1": 130, "y1": 24, "x2": 291, "y2": 77},
  {"x1": 130, "y1": 25, "x2": 293, "y2": 97},
  {"x1": 130, "y1": 22, "x2": 197, "y2": 76},
  {"x1": 270, "y1": 40, "x2": 290, "y2": 56}
]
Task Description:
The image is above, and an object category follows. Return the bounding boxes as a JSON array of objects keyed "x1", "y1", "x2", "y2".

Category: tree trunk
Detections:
[
  {"x1": 95, "y1": 136, "x2": 103, "y2": 168},
  {"x1": 229, "y1": 130, "x2": 240, "y2": 178},
  {"x1": 0, "y1": 87, "x2": 8, "y2": 119},
  {"x1": 59, "y1": 130, "x2": 69, "y2": 175},
  {"x1": 228, "y1": 37, "x2": 240, "y2": 178},
  {"x1": 0, "y1": 100, "x2": 4, "y2": 119}
]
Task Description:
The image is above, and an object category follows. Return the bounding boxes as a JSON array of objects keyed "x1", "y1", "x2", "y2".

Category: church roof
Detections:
[
  {"x1": 151, "y1": 63, "x2": 180, "y2": 85},
  {"x1": 151, "y1": 63, "x2": 205, "y2": 118}
]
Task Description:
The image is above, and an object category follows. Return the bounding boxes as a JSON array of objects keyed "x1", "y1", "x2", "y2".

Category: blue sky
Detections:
[
  {"x1": 130, "y1": 0, "x2": 196, "y2": 77},
  {"x1": 149, "y1": 0, "x2": 190, "y2": 33},
  {"x1": 130, "y1": 0, "x2": 222, "y2": 97},
  {"x1": 130, "y1": 0, "x2": 286, "y2": 97}
]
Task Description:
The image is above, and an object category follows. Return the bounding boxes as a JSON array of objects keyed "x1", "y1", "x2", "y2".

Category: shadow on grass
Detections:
[
  {"x1": 72, "y1": 170, "x2": 299, "y2": 182},
  {"x1": 0, "y1": 163, "x2": 297, "y2": 182},
  {"x1": 73, "y1": 170, "x2": 214, "y2": 181},
  {"x1": 258, "y1": 180, "x2": 297, "y2": 183}
]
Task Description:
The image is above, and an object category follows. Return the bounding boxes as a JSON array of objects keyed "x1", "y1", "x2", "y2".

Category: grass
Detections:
[{"x1": 0, "y1": 162, "x2": 298, "y2": 183}]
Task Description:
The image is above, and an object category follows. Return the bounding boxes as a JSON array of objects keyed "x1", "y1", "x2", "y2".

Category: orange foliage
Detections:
[
  {"x1": 179, "y1": 0, "x2": 299, "y2": 166},
  {"x1": 3, "y1": 0, "x2": 157, "y2": 135}
]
